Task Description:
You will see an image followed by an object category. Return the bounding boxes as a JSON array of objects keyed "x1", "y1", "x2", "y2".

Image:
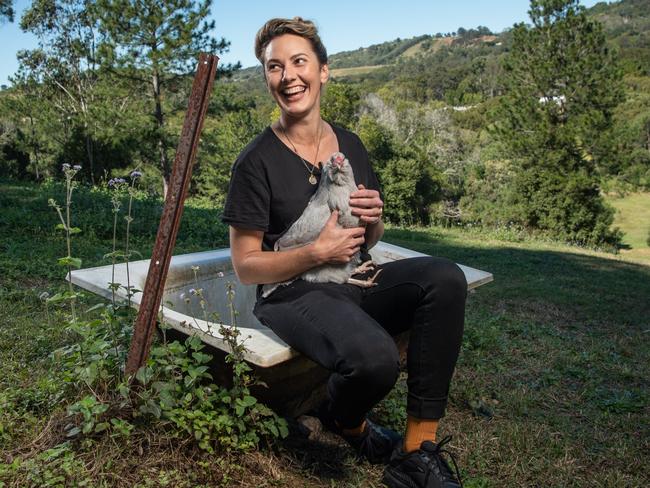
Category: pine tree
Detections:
[
  {"x1": 0, "y1": 0, "x2": 13, "y2": 23},
  {"x1": 95, "y1": 0, "x2": 237, "y2": 196},
  {"x1": 497, "y1": 0, "x2": 623, "y2": 246}
]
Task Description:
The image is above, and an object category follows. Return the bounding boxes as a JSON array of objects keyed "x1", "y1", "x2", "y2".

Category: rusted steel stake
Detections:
[{"x1": 125, "y1": 53, "x2": 218, "y2": 375}]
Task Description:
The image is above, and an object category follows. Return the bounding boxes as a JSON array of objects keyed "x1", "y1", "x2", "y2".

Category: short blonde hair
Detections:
[{"x1": 255, "y1": 17, "x2": 328, "y2": 65}]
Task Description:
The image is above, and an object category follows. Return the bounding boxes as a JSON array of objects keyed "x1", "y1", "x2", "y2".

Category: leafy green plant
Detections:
[
  {"x1": 52, "y1": 171, "x2": 287, "y2": 453},
  {"x1": 104, "y1": 172, "x2": 143, "y2": 308},
  {"x1": 0, "y1": 442, "x2": 92, "y2": 487},
  {"x1": 47, "y1": 164, "x2": 84, "y2": 321},
  {"x1": 129, "y1": 274, "x2": 288, "y2": 452},
  {"x1": 131, "y1": 333, "x2": 287, "y2": 452}
]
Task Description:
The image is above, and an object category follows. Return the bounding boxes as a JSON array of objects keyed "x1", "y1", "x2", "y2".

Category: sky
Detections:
[{"x1": 0, "y1": 0, "x2": 603, "y2": 86}]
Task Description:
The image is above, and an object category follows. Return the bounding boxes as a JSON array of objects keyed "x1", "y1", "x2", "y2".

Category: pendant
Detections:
[{"x1": 309, "y1": 174, "x2": 317, "y2": 185}]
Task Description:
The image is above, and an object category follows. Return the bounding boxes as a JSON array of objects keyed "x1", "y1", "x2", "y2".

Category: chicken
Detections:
[{"x1": 261, "y1": 152, "x2": 381, "y2": 297}]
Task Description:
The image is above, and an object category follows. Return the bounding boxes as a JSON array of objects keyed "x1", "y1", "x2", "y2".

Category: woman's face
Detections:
[{"x1": 263, "y1": 33, "x2": 329, "y2": 120}]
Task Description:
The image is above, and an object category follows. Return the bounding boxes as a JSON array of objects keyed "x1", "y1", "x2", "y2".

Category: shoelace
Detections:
[{"x1": 422, "y1": 436, "x2": 464, "y2": 488}]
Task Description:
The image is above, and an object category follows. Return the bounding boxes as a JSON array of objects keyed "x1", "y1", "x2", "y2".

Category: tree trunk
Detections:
[
  {"x1": 152, "y1": 69, "x2": 170, "y2": 198},
  {"x1": 85, "y1": 133, "x2": 96, "y2": 185}
]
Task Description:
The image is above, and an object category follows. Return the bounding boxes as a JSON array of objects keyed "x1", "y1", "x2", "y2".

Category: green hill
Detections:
[{"x1": 232, "y1": 0, "x2": 649, "y2": 85}]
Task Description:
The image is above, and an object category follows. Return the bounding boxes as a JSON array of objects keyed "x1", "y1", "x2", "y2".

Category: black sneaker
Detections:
[
  {"x1": 383, "y1": 436, "x2": 463, "y2": 488},
  {"x1": 316, "y1": 406, "x2": 402, "y2": 464},
  {"x1": 342, "y1": 418, "x2": 403, "y2": 465}
]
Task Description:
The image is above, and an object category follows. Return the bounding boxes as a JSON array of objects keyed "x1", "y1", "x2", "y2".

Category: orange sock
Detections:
[
  {"x1": 404, "y1": 415, "x2": 439, "y2": 452},
  {"x1": 340, "y1": 420, "x2": 367, "y2": 437}
]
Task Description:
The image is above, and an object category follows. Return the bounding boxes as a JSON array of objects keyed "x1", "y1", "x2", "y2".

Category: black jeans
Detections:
[{"x1": 253, "y1": 256, "x2": 467, "y2": 428}]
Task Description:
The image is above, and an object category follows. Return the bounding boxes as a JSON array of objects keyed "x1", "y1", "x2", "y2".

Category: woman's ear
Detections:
[{"x1": 320, "y1": 63, "x2": 329, "y2": 85}]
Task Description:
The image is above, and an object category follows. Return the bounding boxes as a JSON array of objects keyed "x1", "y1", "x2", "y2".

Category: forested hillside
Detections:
[{"x1": 1, "y1": 0, "x2": 649, "y2": 247}]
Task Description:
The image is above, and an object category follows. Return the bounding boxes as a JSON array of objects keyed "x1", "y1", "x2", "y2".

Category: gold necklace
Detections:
[{"x1": 280, "y1": 121, "x2": 322, "y2": 185}]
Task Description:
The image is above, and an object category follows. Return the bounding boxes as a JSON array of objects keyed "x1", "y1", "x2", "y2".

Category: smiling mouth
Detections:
[{"x1": 282, "y1": 86, "x2": 306, "y2": 96}]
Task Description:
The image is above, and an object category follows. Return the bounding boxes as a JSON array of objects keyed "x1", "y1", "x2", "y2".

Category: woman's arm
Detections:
[{"x1": 230, "y1": 210, "x2": 367, "y2": 285}]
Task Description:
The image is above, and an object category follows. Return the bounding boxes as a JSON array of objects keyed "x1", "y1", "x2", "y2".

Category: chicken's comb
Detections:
[{"x1": 330, "y1": 152, "x2": 346, "y2": 166}]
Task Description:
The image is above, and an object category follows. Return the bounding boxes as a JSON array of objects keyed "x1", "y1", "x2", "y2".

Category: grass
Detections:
[
  {"x1": 330, "y1": 65, "x2": 388, "y2": 78},
  {"x1": 1, "y1": 179, "x2": 649, "y2": 487},
  {"x1": 401, "y1": 37, "x2": 454, "y2": 58},
  {"x1": 606, "y1": 192, "x2": 650, "y2": 263}
]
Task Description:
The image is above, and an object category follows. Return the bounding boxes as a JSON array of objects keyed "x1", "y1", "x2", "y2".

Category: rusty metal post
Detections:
[{"x1": 125, "y1": 53, "x2": 218, "y2": 375}]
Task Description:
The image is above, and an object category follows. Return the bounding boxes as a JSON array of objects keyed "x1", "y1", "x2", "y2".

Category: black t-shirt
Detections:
[{"x1": 221, "y1": 124, "x2": 381, "y2": 257}]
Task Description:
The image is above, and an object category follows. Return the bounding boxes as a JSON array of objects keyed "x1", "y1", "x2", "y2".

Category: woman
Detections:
[{"x1": 222, "y1": 17, "x2": 467, "y2": 488}]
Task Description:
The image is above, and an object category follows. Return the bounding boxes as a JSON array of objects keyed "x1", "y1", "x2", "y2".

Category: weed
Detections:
[
  {"x1": 47, "y1": 164, "x2": 84, "y2": 322},
  {"x1": 45, "y1": 170, "x2": 287, "y2": 454},
  {"x1": 0, "y1": 442, "x2": 92, "y2": 487}
]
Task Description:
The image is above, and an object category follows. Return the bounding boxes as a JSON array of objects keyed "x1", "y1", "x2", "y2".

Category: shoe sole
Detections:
[{"x1": 382, "y1": 467, "x2": 419, "y2": 488}]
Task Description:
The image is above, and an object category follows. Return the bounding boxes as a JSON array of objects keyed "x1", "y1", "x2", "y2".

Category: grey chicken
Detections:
[{"x1": 262, "y1": 152, "x2": 381, "y2": 297}]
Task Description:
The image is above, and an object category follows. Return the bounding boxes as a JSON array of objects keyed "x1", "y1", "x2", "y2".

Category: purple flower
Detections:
[
  {"x1": 130, "y1": 170, "x2": 142, "y2": 179},
  {"x1": 189, "y1": 288, "x2": 197, "y2": 296},
  {"x1": 109, "y1": 177, "x2": 126, "y2": 188}
]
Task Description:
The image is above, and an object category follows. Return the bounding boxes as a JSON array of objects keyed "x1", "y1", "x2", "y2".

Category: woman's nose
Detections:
[{"x1": 282, "y1": 65, "x2": 296, "y2": 82}]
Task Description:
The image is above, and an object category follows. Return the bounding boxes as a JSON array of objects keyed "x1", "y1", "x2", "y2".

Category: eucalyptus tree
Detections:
[
  {"x1": 15, "y1": 0, "x2": 143, "y2": 182},
  {"x1": 497, "y1": 0, "x2": 623, "y2": 246},
  {"x1": 95, "y1": 0, "x2": 237, "y2": 196}
]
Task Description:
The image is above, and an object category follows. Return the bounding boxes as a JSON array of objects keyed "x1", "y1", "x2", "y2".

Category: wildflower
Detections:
[
  {"x1": 217, "y1": 271, "x2": 225, "y2": 278},
  {"x1": 73, "y1": 165, "x2": 82, "y2": 171},
  {"x1": 180, "y1": 292, "x2": 190, "y2": 304},
  {"x1": 130, "y1": 170, "x2": 142, "y2": 179},
  {"x1": 189, "y1": 288, "x2": 197, "y2": 296},
  {"x1": 191, "y1": 265, "x2": 200, "y2": 271},
  {"x1": 108, "y1": 178, "x2": 126, "y2": 188},
  {"x1": 62, "y1": 163, "x2": 71, "y2": 171}
]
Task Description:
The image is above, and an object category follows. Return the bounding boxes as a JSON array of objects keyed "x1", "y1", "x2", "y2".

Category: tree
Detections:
[
  {"x1": 1, "y1": 74, "x2": 59, "y2": 179},
  {"x1": 496, "y1": 0, "x2": 623, "y2": 246},
  {"x1": 321, "y1": 81, "x2": 360, "y2": 130},
  {"x1": 0, "y1": 0, "x2": 13, "y2": 23},
  {"x1": 14, "y1": 0, "x2": 145, "y2": 183},
  {"x1": 95, "y1": 0, "x2": 237, "y2": 196},
  {"x1": 192, "y1": 82, "x2": 264, "y2": 204}
]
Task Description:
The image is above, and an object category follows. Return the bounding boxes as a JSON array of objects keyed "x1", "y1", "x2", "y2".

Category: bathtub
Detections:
[{"x1": 69, "y1": 241, "x2": 492, "y2": 415}]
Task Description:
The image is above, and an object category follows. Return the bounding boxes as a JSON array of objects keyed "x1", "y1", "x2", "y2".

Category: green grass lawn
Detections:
[
  {"x1": 1, "y1": 180, "x2": 648, "y2": 487},
  {"x1": 607, "y1": 192, "x2": 650, "y2": 264}
]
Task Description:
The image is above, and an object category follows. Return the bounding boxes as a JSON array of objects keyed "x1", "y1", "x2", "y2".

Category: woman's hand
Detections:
[
  {"x1": 313, "y1": 210, "x2": 366, "y2": 264},
  {"x1": 350, "y1": 184, "x2": 383, "y2": 225}
]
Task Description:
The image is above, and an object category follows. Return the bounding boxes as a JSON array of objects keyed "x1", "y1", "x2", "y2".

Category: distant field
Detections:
[
  {"x1": 606, "y1": 192, "x2": 650, "y2": 263},
  {"x1": 329, "y1": 64, "x2": 387, "y2": 77},
  {"x1": 401, "y1": 37, "x2": 452, "y2": 57}
]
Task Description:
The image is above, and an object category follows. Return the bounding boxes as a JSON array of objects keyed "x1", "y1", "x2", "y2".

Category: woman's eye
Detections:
[
  {"x1": 267, "y1": 63, "x2": 281, "y2": 71},
  {"x1": 295, "y1": 58, "x2": 306, "y2": 65}
]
